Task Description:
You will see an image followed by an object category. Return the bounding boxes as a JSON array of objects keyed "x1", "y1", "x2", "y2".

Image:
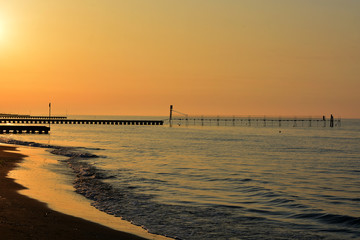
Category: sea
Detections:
[{"x1": 1, "y1": 116, "x2": 359, "y2": 240}]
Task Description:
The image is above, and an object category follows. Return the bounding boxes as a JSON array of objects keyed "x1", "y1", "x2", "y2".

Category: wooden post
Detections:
[
  {"x1": 49, "y1": 102, "x2": 51, "y2": 129},
  {"x1": 169, "y1": 105, "x2": 173, "y2": 127},
  {"x1": 330, "y1": 114, "x2": 334, "y2": 128},
  {"x1": 263, "y1": 116, "x2": 266, "y2": 127}
]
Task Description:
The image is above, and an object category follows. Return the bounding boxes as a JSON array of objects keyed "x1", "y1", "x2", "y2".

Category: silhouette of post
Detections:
[
  {"x1": 169, "y1": 105, "x2": 173, "y2": 127},
  {"x1": 263, "y1": 116, "x2": 266, "y2": 127},
  {"x1": 49, "y1": 102, "x2": 51, "y2": 129}
]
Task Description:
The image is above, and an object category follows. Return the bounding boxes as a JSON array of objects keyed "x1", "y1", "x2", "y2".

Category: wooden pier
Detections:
[
  {"x1": 0, "y1": 115, "x2": 66, "y2": 119},
  {"x1": 168, "y1": 106, "x2": 341, "y2": 128},
  {"x1": 169, "y1": 116, "x2": 341, "y2": 127},
  {"x1": 0, "y1": 118, "x2": 164, "y2": 126},
  {"x1": 0, "y1": 125, "x2": 50, "y2": 134}
]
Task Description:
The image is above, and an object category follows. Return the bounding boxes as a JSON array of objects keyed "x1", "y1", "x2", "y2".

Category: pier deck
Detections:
[
  {"x1": 0, "y1": 119, "x2": 164, "y2": 126},
  {"x1": 0, "y1": 125, "x2": 50, "y2": 134}
]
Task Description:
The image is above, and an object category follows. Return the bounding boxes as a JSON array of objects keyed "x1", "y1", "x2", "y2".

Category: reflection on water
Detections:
[{"x1": 3, "y1": 118, "x2": 360, "y2": 239}]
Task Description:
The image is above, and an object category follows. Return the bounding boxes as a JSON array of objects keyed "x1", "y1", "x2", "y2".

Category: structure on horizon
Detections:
[{"x1": 168, "y1": 105, "x2": 340, "y2": 128}]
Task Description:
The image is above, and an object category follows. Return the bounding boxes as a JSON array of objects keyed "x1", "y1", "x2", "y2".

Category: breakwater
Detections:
[{"x1": 0, "y1": 125, "x2": 50, "y2": 134}]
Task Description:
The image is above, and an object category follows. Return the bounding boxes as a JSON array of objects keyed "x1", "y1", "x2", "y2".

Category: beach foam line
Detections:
[
  {"x1": 5, "y1": 144, "x2": 173, "y2": 240},
  {"x1": 0, "y1": 144, "x2": 149, "y2": 240}
]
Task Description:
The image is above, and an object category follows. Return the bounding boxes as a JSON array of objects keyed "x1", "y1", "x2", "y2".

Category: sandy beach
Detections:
[{"x1": 0, "y1": 144, "x2": 148, "y2": 240}]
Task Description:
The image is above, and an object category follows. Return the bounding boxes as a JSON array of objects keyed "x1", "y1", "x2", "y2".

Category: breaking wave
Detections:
[{"x1": 0, "y1": 137, "x2": 99, "y2": 159}]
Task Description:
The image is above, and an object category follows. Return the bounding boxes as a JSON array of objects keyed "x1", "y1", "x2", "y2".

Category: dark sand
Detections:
[{"x1": 0, "y1": 145, "x2": 148, "y2": 240}]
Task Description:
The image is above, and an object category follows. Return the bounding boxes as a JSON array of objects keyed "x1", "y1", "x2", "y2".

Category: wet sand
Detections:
[{"x1": 0, "y1": 145, "x2": 148, "y2": 240}]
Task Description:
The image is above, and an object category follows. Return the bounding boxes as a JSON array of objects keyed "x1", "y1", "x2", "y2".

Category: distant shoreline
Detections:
[{"x1": 0, "y1": 144, "x2": 148, "y2": 240}]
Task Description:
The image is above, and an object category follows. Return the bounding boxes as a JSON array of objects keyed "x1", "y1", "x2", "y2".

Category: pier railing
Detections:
[
  {"x1": 168, "y1": 116, "x2": 341, "y2": 127},
  {"x1": 167, "y1": 105, "x2": 341, "y2": 128}
]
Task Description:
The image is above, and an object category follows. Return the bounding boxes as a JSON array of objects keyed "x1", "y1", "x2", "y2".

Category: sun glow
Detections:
[
  {"x1": 0, "y1": 16, "x2": 11, "y2": 48},
  {"x1": 0, "y1": 1, "x2": 359, "y2": 118},
  {"x1": 0, "y1": 18, "x2": 5, "y2": 42},
  {"x1": 0, "y1": 21, "x2": 3, "y2": 41}
]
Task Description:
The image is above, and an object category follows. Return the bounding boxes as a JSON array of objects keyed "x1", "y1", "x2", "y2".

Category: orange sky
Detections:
[{"x1": 1, "y1": 1, "x2": 359, "y2": 118}]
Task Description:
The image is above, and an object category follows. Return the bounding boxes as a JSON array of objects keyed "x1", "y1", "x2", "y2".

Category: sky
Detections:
[{"x1": 0, "y1": 0, "x2": 359, "y2": 118}]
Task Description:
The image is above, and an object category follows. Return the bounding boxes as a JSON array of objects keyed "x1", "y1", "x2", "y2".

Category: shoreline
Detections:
[{"x1": 0, "y1": 144, "x2": 150, "y2": 240}]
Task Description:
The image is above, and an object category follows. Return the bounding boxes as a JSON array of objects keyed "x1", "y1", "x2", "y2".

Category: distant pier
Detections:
[
  {"x1": 168, "y1": 105, "x2": 341, "y2": 128},
  {"x1": 169, "y1": 116, "x2": 341, "y2": 127},
  {"x1": 0, "y1": 118, "x2": 164, "y2": 126},
  {"x1": 0, "y1": 115, "x2": 66, "y2": 120}
]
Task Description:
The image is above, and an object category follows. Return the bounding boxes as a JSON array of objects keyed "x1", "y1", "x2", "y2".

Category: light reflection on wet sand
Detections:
[{"x1": 8, "y1": 145, "x2": 172, "y2": 240}]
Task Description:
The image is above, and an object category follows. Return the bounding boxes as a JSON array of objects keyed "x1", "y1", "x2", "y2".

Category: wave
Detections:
[
  {"x1": 2, "y1": 136, "x2": 358, "y2": 239},
  {"x1": 291, "y1": 212, "x2": 360, "y2": 228},
  {"x1": 0, "y1": 137, "x2": 99, "y2": 159},
  {"x1": 69, "y1": 159, "x2": 360, "y2": 240}
]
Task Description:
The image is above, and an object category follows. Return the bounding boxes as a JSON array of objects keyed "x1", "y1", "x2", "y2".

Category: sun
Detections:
[
  {"x1": 0, "y1": 16, "x2": 7, "y2": 42},
  {"x1": 0, "y1": 17, "x2": 12, "y2": 45}
]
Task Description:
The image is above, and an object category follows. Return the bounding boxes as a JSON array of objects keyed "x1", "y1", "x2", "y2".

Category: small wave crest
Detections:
[
  {"x1": 49, "y1": 148, "x2": 99, "y2": 159},
  {"x1": 0, "y1": 137, "x2": 99, "y2": 159},
  {"x1": 291, "y1": 212, "x2": 360, "y2": 228}
]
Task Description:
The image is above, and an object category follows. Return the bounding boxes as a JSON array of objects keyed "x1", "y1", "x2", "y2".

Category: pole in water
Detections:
[
  {"x1": 169, "y1": 105, "x2": 173, "y2": 127},
  {"x1": 48, "y1": 102, "x2": 51, "y2": 129},
  {"x1": 330, "y1": 114, "x2": 334, "y2": 128}
]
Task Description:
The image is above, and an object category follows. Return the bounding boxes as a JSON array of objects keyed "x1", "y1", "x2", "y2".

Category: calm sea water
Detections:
[{"x1": 2, "y1": 116, "x2": 360, "y2": 239}]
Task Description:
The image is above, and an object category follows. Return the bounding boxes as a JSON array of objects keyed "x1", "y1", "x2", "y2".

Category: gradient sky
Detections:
[{"x1": 1, "y1": 0, "x2": 359, "y2": 117}]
